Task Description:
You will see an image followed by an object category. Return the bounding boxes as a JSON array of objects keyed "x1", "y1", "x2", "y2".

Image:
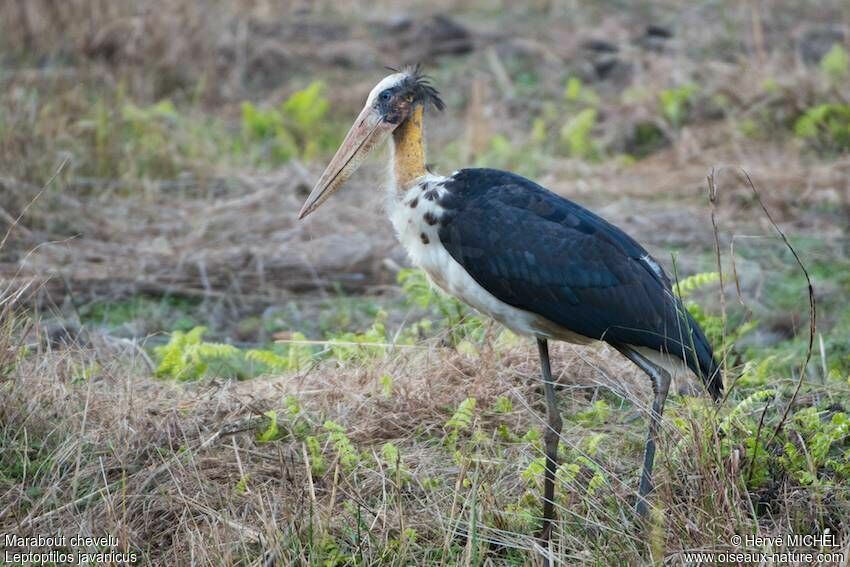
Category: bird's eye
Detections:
[{"x1": 379, "y1": 90, "x2": 392, "y2": 102}]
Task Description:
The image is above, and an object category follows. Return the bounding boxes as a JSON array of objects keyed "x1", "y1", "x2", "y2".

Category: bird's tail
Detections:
[{"x1": 682, "y1": 310, "x2": 723, "y2": 401}]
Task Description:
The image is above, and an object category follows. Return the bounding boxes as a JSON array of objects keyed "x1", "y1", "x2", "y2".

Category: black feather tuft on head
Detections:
[{"x1": 401, "y1": 64, "x2": 445, "y2": 111}]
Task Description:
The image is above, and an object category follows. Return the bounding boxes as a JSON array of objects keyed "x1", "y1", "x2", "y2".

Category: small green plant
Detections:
[
  {"x1": 737, "y1": 118, "x2": 761, "y2": 139},
  {"x1": 522, "y1": 453, "x2": 606, "y2": 497},
  {"x1": 240, "y1": 101, "x2": 297, "y2": 164},
  {"x1": 283, "y1": 395, "x2": 313, "y2": 439},
  {"x1": 120, "y1": 100, "x2": 182, "y2": 177},
  {"x1": 574, "y1": 400, "x2": 611, "y2": 428},
  {"x1": 446, "y1": 397, "x2": 477, "y2": 430},
  {"x1": 445, "y1": 397, "x2": 477, "y2": 452},
  {"x1": 557, "y1": 77, "x2": 602, "y2": 161},
  {"x1": 565, "y1": 77, "x2": 582, "y2": 102},
  {"x1": 323, "y1": 420, "x2": 359, "y2": 472},
  {"x1": 491, "y1": 395, "x2": 513, "y2": 414},
  {"x1": 233, "y1": 474, "x2": 250, "y2": 495},
  {"x1": 326, "y1": 310, "x2": 406, "y2": 362},
  {"x1": 305, "y1": 435, "x2": 326, "y2": 476},
  {"x1": 560, "y1": 107, "x2": 599, "y2": 159},
  {"x1": 378, "y1": 374, "x2": 394, "y2": 398},
  {"x1": 659, "y1": 84, "x2": 698, "y2": 129},
  {"x1": 155, "y1": 326, "x2": 316, "y2": 381},
  {"x1": 719, "y1": 388, "x2": 775, "y2": 433},
  {"x1": 247, "y1": 332, "x2": 312, "y2": 372},
  {"x1": 496, "y1": 423, "x2": 517, "y2": 442},
  {"x1": 780, "y1": 407, "x2": 850, "y2": 485},
  {"x1": 245, "y1": 348, "x2": 289, "y2": 371},
  {"x1": 674, "y1": 271, "x2": 757, "y2": 357},
  {"x1": 398, "y1": 267, "x2": 437, "y2": 309},
  {"x1": 563, "y1": 76, "x2": 599, "y2": 106},
  {"x1": 78, "y1": 95, "x2": 233, "y2": 181},
  {"x1": 673, "y1": 271, "x2": 720, "y2": 299},
  {"x1": 398, "y1": 268, "x2": 486, "y2": 346},
  {"x1": 239, "y1": 81, "x2": 337, "y2": 166},
  {"x1": 719, "y1": 393, "x2": 850, "y2": 491},
  {"x1": 154, "y1": 326, "x2": 239, "y2": 380},
  {"x1": 574, "y1": 456, "x2": 607, "y2": 495},
  {"x1": 794, "y1": 103, "x2": 850, "y2": 154},
  {"x1": 820, "y1": 44, "x2": 849, "y2": 82},
  {"x1": 281, "y1": 81, "x2": 332, "y2": 161},
  {"x1": 257, "y1": 410, "x2": 282, "y2": 443}
]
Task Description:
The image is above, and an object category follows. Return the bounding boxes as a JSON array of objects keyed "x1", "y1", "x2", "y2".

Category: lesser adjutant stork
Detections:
[{"x1": 298, "y1": 67, "x2": 722, "y2": 552}]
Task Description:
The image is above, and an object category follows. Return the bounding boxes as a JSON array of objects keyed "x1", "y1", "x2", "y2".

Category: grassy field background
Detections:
[{"x1": 1, "y1": 0, "x2": 849, "y2": 564}]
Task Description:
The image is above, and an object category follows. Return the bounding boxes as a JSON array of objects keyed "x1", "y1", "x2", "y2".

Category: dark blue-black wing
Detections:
[{"x1": 438, "y1": 168, "x2": 721, "y2": 398}]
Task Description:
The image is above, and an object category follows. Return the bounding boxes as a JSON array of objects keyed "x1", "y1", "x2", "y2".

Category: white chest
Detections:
[
  {"x1": 386, "y1": 176, "x2": 451, "y2": 283},
  {"x1": 386, "y1": 177, "x2": 564, "y2": 340}
]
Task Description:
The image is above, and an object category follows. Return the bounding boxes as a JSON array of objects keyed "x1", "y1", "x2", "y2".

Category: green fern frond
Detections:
[
  {"x1": 720, "y1": 388, "x2": 775, "y2": 432},
  {"x1": 398, "y1": 268, "x2": 437, "y2": 308},
  {"x1": 323, "y1": 420, "x2": 359, "y2": 472},
  {"x1": 246, "y1": 349, "x2": 290, "y2": 370},
  {"x1": 154, "y1": 326, "x2": 239, "y2": 380},
  {"x1": 305, "y1": 435, "x2": 326, "y2": 476},
  {"x1": 674, "y1": 271, "x2": 720, "y2": 299},
  {"x1": 257, "y1": 410, "x2": 281, "y2": 443},
  {"x1": 446, "y1": 398, "x2": 477, "y2": 431}
]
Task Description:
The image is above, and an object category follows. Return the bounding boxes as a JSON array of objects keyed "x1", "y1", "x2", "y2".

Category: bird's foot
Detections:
[{"x1": 537, "y1": 523, "x2": 554, "y2": 567}]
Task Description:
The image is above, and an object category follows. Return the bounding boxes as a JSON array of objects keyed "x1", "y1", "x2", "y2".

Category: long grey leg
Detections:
[
  {"x1": 615, "y1": 346, "x2": 671, "y2": 518},
  {"x1": 537, "y1": 338, "x2": 562, "y2": 549}
]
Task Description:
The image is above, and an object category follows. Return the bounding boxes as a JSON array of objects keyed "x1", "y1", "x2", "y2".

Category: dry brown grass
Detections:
[
  {"x1": 3, "y1": 311, "x2": 846, "y2": 564},
  {"x1": 1, "y1": 316, "x2": 662, "y2": 563}
]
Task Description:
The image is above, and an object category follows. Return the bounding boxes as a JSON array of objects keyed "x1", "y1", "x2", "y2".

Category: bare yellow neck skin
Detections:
[{"x1": 392, "y1": 105, "x2": 427, "y2": 189}]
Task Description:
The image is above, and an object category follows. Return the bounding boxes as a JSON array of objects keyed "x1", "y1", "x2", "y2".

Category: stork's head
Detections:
[{"x1": 298, "y1": 67, "x2": 444, "y2": 219}]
